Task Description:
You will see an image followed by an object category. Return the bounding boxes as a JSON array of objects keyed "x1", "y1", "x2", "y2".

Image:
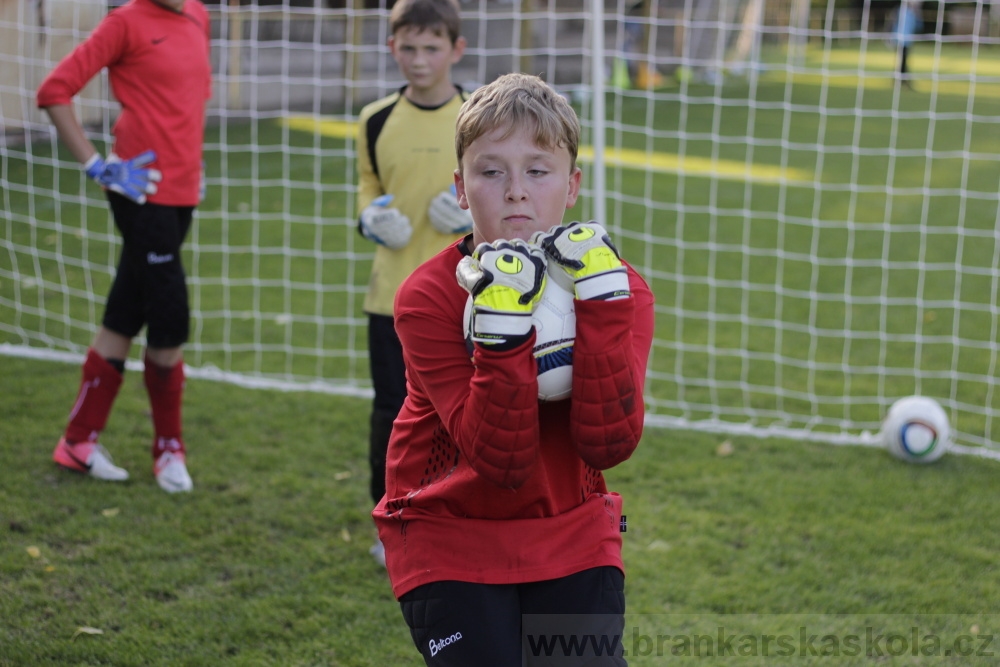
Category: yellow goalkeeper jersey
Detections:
[{"x1": 357, "y1": 87, "x2": 468, "y2": 316}]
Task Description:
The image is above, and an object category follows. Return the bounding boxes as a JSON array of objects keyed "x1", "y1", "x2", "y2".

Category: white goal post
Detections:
[{"x1": 2, "y1": 0, "x2": 998, "y2": 456}]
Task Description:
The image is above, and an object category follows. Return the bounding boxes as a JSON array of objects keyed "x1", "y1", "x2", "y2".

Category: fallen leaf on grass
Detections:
[
  {"x1": 72, "y1": 627, "x2": 104, "y2": 640},
  {"x1": 340, "y1": 528, "x2": 351, "y2": 542},
  {"x1": 101, "y1": 508, "x2": 120, "y2": 517},
  {"x1": 26, "y1": 546, "x2": 41, "y2": 559},
  {"x1": 333, "y1": 471, "x2": 352, "y2": 481},
  {"x1": 716, "y1": 440, "x2": 734, "y2": 457}
]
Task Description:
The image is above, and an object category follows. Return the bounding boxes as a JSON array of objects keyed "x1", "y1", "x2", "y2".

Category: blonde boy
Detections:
[{"x1": 374, "y1": 72, "x2": 656, "y2": 665}]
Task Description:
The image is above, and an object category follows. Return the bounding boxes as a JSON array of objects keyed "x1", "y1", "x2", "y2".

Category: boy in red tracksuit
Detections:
[
  {"x1": 373, "y1": 72, "x2": 655, "y2": 666},
  {"x1": 37, "y1": 0, "x2": 211, "y2": 492}
]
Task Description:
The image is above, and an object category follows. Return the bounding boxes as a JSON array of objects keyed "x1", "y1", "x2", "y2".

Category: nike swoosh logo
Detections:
[{"x1": 152, "y1": 36, "x2": 167, "y2": 44}]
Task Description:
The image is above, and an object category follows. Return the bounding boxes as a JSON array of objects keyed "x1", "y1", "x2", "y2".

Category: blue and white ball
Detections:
[
  {"x1": 880, "y1": 395, "x2": 950, "y2": 463},
  {"x1": 463, "y1": 264, "x2": 576, "y2": 402}
]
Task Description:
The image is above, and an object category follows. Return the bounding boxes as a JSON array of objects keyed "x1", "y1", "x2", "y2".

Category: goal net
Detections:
[{"x1": 2, "y1": 0, "x2": 998, "y2": 455}]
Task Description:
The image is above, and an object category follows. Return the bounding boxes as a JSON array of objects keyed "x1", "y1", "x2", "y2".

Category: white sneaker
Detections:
[
  {"x1": 53, "y1": 437, "x2": 129, "y2": 481},
  {"x1": 369, "y1": 539, "x2": 386, "y2": 568},
  {"x1": 88, "y1": 447, "x2": 130, "y2": 481},
  {"x1": 154, "y1": 450, "x2": 193, "y2": 493}
]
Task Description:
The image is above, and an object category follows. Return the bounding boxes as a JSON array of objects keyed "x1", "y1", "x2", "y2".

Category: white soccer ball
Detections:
[
  {"x1": 880, "y1": 395, "x2": 950, "y2": 463},
  {"x1": 463, "y1": 265, "x2": 576, "y2": 402}
]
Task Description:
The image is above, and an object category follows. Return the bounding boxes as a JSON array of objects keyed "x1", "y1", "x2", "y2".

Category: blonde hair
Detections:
[{"x1": 455, "y1": 73, "x2": 580, "y2": 172}]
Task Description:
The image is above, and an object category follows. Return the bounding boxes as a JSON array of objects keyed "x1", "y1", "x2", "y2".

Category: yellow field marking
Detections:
[
  {"x1": 815, "y1": 48, "x2": 1000, "y2": 77},
  {"x1": 759, "y1": 69, "x2": 1000, "y2": 98},
  {"x1": 762, "y1": 46, "x2": 1000, "y2": 99},
  {"x1": 282, "y1": 116, "x2": 354, "y2": 137},
  {"x1": 577, "y1": 146, "x2": 810, "y2": 183},
  {"x1": 281, "y1": 115, "x2": 811, "y2": 184}
]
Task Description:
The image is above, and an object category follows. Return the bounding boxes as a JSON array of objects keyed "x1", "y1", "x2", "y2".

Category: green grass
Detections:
[
  {"x1": 3, "y1": 39, "x2": 999, "y2": 665},
  {"x1": 0, "y1": 356, "x2": 411, "y2": 666},
  {"x1": 2, "y1": 354, "x2": 1000, "y2": 665}
]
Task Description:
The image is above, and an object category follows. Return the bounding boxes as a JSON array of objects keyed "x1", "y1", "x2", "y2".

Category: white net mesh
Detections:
[{"x1": 2, "y1": 0, "x2": 998, "y2": 453}]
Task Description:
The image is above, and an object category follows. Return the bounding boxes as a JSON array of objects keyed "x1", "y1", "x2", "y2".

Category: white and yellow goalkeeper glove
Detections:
[
  {"x1": 359, "y1": 194, "x2": 412, "y2": 249},
  {"x1": 456, "y1": 239, "x2": 547, "y2": 347},
  {"x1": 428, "y1": 184, "x2": 473, "y2": 235},
  {"x1": 533, "y1": 221, "x2": 630, "y2": 301}
]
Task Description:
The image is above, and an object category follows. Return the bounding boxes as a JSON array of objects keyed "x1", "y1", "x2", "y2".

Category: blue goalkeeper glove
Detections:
[
  {"x1": 84, "y1": 151, "x2": 161, "y2": 205},
  {"x1": 533, "y1": 221, "x2": 630, "y2": 301},
  {"x1": 456, "y1": 239, "x2": 547, "y2": 347},
  {"x1": 359, "y1": 194, "x2": 412, "y2": 249}
]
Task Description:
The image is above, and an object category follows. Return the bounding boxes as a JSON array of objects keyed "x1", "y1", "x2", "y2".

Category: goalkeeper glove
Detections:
[
  {"x1": 84, "y1": 151, "x2": 161, "y2": 205},
  {"x1": 456, "y1": 239, "x2": 547, "y2": 347},
  {"x1": 359, "y1": 194, "x2": 412, "y2": 249},
  {"x1": 533, "y1": 221, "x2": 630, "y2": 301},
  {"x1": 428, "y1": 184, "x2": 473, "y2": 235}
]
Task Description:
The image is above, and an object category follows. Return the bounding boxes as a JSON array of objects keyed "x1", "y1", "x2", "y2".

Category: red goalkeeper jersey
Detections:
[
  {"x1": 373, "y1": 238, "x2": 656, "y2": 598},
  {"x1": 37, "y1": 0, "x2": 211, "y2": 206}
]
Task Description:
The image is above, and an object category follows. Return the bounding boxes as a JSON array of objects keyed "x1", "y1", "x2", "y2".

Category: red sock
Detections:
[
  {"x1": 64, "y1": 348, "x2": 124, "y2": 444},
  {"x1": 144, "y1": 356, "x2": 185, "y2": 444}
]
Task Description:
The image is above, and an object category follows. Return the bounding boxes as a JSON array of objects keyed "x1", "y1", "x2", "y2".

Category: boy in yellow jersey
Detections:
[{"x1": 355, "y1": 0, "x2": 470, "y2": 566}]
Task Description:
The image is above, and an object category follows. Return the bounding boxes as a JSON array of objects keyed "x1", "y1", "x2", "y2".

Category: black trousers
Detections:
[
  {"x1": 367, "y1": 313, "x2": 406, "y2": 505},
  {"x1": 400, "y1": 566, "x2": 627, "y2": 667}
]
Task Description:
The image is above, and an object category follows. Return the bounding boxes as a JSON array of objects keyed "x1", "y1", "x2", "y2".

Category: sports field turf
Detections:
[
  {"x1": 2, "y1": 41, "x2": 999, "y2": 664},
  {"x1": 2, "y1": 354, "x2": 999, "y2": 665}
]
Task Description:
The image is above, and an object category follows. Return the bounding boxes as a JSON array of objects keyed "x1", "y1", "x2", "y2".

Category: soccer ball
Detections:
[
  {"x1": 531, "y1": 268, "x2": 576, "y2": 401},
  {"x1": 463, "y1": 265, "x2": 576, "y2": 402},
  {"x1": 880, "y1": 395, "x2": 950, "y2": 463}
]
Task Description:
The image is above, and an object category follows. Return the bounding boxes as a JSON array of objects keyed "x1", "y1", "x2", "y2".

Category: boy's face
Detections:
[
  {"x1": 455, "y1": 125, "x2": 581, "y2": 247},
  {"x1": 389, "y1": 26, "x2": 465, "y2": 98}
]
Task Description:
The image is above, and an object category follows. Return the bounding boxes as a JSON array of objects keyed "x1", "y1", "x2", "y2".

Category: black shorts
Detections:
[
  {"x1": 399, "y1": 566, "x2": 627, "y2": 666},
  {"x1": 103, "y1": 192, "x2": 193, "y2": 348}
]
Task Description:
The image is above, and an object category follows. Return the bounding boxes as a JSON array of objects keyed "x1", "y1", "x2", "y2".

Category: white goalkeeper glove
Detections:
[
  {"x1": 428, "y1": 184, "x2": 473, "y2": 235},
  {"x1": 84, "y1": 150, "x2": 161, "y2": 205},
  {"x1": 456, "y1": 239, "x2": 547, "y2": 347},
  {"x1": 532, "y1": 221, "x2": 630, "y2": 301},
  {"x1": 359, "y1": 194, "x2": 412, "y2": 249}
]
